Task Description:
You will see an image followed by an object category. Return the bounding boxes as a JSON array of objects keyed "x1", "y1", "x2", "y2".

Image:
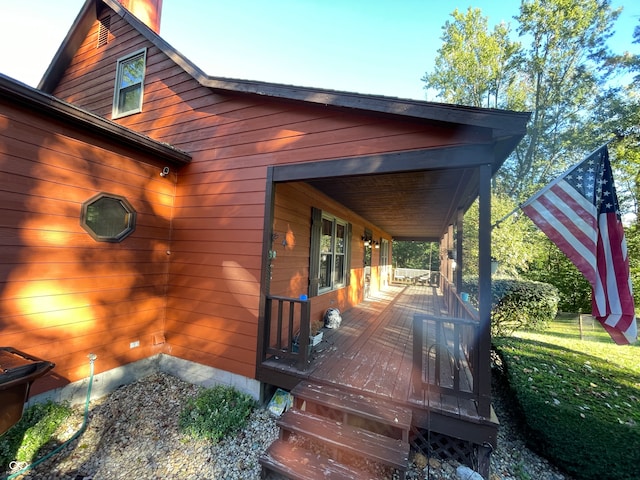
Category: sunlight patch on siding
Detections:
[
  {"x1": 255, "y1": 129, "x2": 303, "y2": 153},
  {"x1": 12, "y1": 283, "x2": 95, "y2": 331},
  {"x1": 222, "y1": 260, "x2": 260, "y2": 319}
]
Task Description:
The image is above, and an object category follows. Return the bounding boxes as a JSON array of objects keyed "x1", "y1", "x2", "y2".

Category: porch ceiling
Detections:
[{"x1": 307, "y1": 167, "x2": 478, "y2": 242}]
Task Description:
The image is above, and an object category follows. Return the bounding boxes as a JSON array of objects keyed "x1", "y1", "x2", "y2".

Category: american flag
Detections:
[{"x1": 521, "y1": 145, "x2": 637, "y2": 345}]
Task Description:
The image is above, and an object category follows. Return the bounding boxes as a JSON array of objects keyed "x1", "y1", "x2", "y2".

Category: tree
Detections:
[
  {"x1": 423, "y1": 1, "x2": 638, "y2": 312},
  {"x1": 523, "y1": 237, "x2": 592, "y2": 312},
  {"x1": 424, "y1": 0, "x2": 624, "y2": 200},
  {"x1": 391, "y1": 241, "x2": 439, "y2": 270},
  {"x1": 595, "y1": 18, "x2": 640, "y2": 224},
  {"x1": 422, "y1": 7, "x2": 521, "y2": 108},
  {"x1": 462, "y1": 194, "x2": 541, "y2": 278},
  {"x1": 501, "y1": 0, "x2": 622, "y2": 199}
]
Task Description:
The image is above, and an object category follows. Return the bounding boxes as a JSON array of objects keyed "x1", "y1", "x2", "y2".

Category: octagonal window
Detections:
[{"x1": 81, "y1": 193, "x2": 136, "y2": 242}]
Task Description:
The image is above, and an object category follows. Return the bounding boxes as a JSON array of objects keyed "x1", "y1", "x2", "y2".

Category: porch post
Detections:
[
  {"x1": 446, "y1": 224, "x2": 454, "y2": 284},
  {"x1": 477, "y1": 163, "x2": 492, "y2": 418},
  {"x1": 455, "y1": 208, "x2": 463, "y2": 293},
  {"x1": 255, "y1": 167, "x2": 276, "y2": 378}
]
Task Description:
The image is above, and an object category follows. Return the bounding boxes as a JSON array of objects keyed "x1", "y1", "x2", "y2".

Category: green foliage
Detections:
[
  {"x1": 422, "y1": 7, "x2": 521, "y2": 108},
  {"x1": 503, "y1": 0, "x2": 621, "y2": 199},
  {"x1": 626, "y1": 223, "x2": 640, "y2": 306},
  {"x1": 523, "y1": 235, "x2": 593, "y2": 312},
  {"x1": 463, "y1": 195, "x2": 542, "y2": 278},
  {"x1": 494, "y1": 316, "x2": 640, "y2": 480},
  {"x1": 463, "y1": 277, "x2": 559, "y2": 336},
  {"x1": 0, "y1": 400, "x2": 72, "y2": 467},
  {"x1": 391, "y1": 241, "x2": 439, "y2": 270},
  {"x1": 424, "y1": 0, "x2": 627, "y2": 201},
  {"x1": 179, "y1": 385, "x2": 256, "y2": 442}
]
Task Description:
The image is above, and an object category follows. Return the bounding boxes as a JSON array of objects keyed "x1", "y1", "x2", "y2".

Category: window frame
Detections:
[
  {"x1": 80, "y1": 193, "x2": 137, "y2": 243},
  {"x1": 112, "y1": 48, "x2": 147, "y2": 119},
  {"x1": 310, "y1": 208, "x2": 351, "y2": 296}
]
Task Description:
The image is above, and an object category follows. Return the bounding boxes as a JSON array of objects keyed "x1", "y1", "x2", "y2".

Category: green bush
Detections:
[
  {"x1": 0, "y1": 400, "x2": 72, "y2": 468},
  {"x1": 463, "y1": 277, "x2": 559, "y2": 336},
  {"x1": 179, "y1": 385, "x2": 256, "y2": 442},
  {"x1": 494, "y1": 331, "x2": 640, "y2": 480}
]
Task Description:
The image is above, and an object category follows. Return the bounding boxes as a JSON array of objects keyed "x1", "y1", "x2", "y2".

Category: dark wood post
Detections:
[
  {"x1": 477, "y1": 163, "x2": 492, "y2": 418},
  {"x1": 256, "y1": 168, "x2": 276, "y2": 372},
  {"x1": 455, "y1": 208, "x2": 464, "y2": 295},
  {"x1": 412, "y1": 314, "x2": 424, "y2": 396},
  {"x1": 297, "y1": 300, "x2": 311, "y2": 370}
]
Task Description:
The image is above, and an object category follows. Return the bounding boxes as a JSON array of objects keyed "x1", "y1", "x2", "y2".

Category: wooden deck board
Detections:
[{"x1": 259, "y1": 284, "x2": 499, "y2": 448}]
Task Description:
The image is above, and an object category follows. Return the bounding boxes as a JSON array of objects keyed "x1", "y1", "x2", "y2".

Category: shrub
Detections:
[
  {"x1": 494, "y1": 332, "x2": 640, "y2": 480},
  {"x1": 463, "y1": 277, "x2": 559, "y2": 336},
  {"x1": 0, "y1": 400, "x2": 72, "y2": 468},
  {"x1": 179, "y1": 385, "x2": 256, "y2": 442}
]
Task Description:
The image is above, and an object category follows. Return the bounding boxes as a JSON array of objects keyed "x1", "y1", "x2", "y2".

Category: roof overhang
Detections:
[
  {"x1": 36, "y1": 0, "x2": 530, "y2": 241},
  {"x1": 272, "y1": 144, "x2": 513, "y2": 241},
  {"x1": 1, "y1": 73, "x2": 191, "y2": 165}
]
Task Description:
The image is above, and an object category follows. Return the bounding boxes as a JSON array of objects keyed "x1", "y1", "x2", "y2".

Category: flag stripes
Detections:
[
  {"x1": 522, "y1": 181, "x2": 598, "y2": 284},
  {"x1": 521, "y1": 145, "x2": 636, "y2": 345}
]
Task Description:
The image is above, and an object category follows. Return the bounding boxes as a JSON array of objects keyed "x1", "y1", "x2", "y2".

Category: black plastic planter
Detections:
[{"x1": 0, "y1": 347, "x2": 55, "y2": 436}]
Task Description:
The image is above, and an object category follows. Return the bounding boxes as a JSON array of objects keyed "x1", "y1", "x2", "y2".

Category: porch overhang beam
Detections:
[{"x1": 271, "y1": 145, "x2": 497, "y2": 183}]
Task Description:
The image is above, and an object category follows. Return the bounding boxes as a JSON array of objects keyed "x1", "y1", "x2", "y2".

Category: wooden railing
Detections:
[
  {"x1": 413, "y1": 277, "x2": 485, "y2": 411},
  {"x1": 263, "y1": 295, "x2": 311, "y2": 370},
  {"x1": 440, "y1": 276, "x2": 479, "y2": 321},
  {"x1": 412, "y1": 313, "x2": 481, "y2": 405}
]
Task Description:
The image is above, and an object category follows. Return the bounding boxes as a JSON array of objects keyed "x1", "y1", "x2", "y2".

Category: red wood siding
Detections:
[
  {"x1": 0, "y1": 102, "x2": 174, "y2": 393},
  {"x1": 46, "y1": 5, "x2": 492, "y2": 382},
  {"x1": 271, "y1": 182, "x2": 391, "y2": 325}
]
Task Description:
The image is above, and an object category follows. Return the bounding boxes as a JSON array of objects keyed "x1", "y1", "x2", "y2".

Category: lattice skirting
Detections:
[{"x1": 410, "y1": 426, "x2": 480, "y2": 469}]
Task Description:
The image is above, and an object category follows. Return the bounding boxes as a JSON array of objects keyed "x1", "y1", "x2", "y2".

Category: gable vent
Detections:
[{"x1": 97, "y1": 15, "x2": 111, "y2": 48}]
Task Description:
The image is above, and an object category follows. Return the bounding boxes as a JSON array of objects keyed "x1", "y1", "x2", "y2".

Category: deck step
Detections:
[
  {"x1": 277, "y1": 408, "x2": 410, "y2": 472},
  {"x1": 291, "y1": 381, "x2": 412, "y2": 441},
  {"x1": 259, "y1": 439, "x2": 374, "y2": 480}
]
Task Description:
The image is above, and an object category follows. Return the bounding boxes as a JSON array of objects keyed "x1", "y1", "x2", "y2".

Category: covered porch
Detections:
[
  {"x1": 255, "y1": 107, "x2": 529, "y2": 478},
  {"x1": 257, "y1": 279, "x2": 498, "y2": 472}
]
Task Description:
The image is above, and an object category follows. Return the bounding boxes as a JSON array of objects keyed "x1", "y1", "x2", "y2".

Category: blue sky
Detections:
[{"x1": 0, "y1": 0, "x2": 637, "y2": 100}]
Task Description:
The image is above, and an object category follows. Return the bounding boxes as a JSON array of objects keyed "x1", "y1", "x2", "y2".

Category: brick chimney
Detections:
[{"x1": 118, "y1": 0, "x2": 163, "y2": 34}]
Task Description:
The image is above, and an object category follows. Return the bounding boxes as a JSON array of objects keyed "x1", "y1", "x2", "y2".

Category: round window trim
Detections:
[{"x1": 81, "y1": 193, "x2": 136, "y2": 242}]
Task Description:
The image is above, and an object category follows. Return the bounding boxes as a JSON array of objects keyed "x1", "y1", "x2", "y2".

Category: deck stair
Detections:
[{"x1": 260, "y1": 382, "x2": 412, "y2": 479}]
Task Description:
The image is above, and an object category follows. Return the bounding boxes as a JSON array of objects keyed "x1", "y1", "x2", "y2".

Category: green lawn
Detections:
[{"x1": 493, "y1": 315, "x2": 640, "y2": 480}]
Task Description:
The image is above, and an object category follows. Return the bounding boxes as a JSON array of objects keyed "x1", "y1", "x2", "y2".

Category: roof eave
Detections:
[
  {"x1": 39, "y1": 0, "x2": 530, "y2": 157},
  {"x1": 2, "y1": 73, "x2": 191, "y2": 165},
  {"x1": 103, "y1": 1, "x2": 531, "y2": 136}
]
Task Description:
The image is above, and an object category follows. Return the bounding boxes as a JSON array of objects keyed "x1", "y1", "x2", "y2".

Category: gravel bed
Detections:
[{"x1": 3, "y1": 371, "x2": 571, "y2": 480}]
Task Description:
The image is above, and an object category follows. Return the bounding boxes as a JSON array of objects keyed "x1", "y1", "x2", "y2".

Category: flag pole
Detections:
[{"x1": 491, "y1": 139, "x2": 615, "y2": 230}]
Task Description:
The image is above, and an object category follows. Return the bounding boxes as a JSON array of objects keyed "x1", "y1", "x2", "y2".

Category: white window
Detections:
[
  {"x1": 112, "y1": 49, "x2": 146, "y2": 118},
  {"x1": 318, "y1": 214, "x2": 348, "y2": 293}
]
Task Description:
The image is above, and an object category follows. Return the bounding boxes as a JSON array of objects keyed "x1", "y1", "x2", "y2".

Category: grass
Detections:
[
  {"x1": 0, "y1": 400, "x2": 73, "y2": 469},
  {"x1": 493, "y1": 314, "x2": 640, "y2": 480}
]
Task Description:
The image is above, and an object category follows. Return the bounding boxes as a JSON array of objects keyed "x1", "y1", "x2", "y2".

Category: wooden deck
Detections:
[{"x1": 258, "y1": 284, "x2": 499, "y2": 456}]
